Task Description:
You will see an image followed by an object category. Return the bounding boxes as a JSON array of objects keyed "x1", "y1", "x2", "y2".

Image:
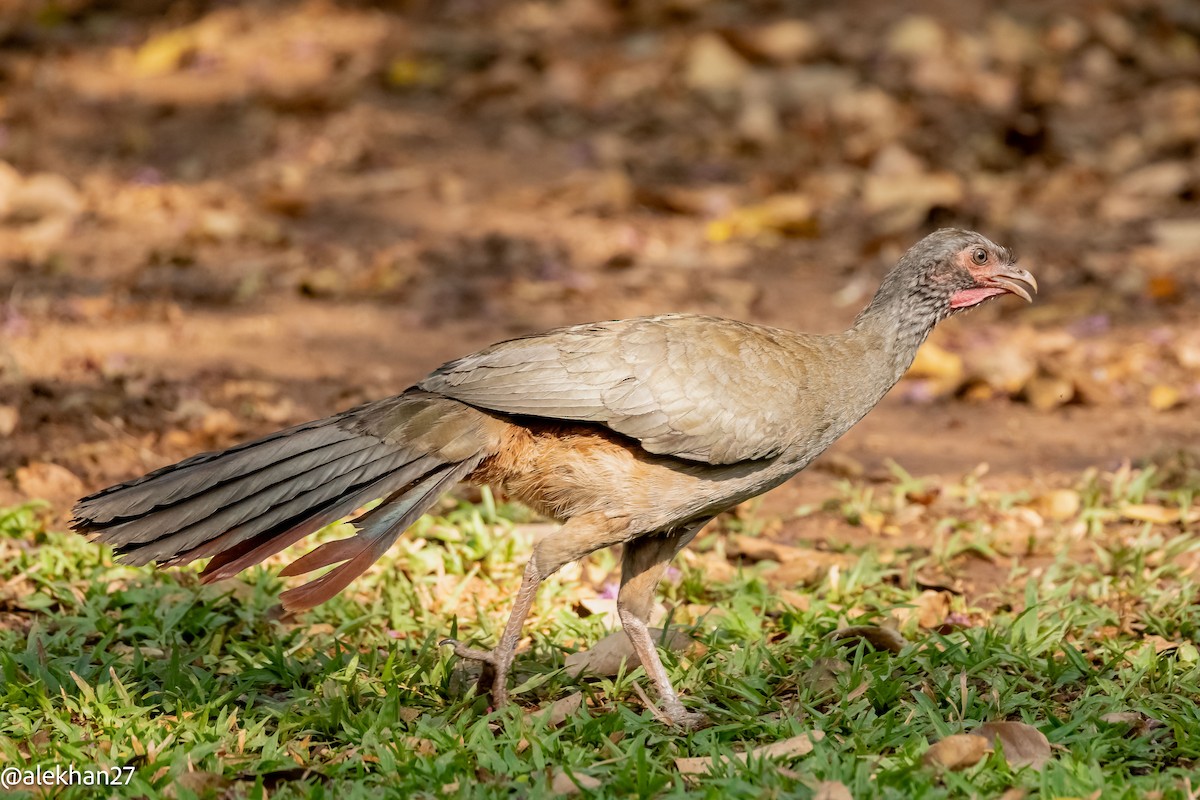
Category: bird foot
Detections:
[
  {"x1": 663, "y1": 704, "x2": 712, "y2": 731},
  {"x1": 441, "y1": 638, "x2": 508, "y2": 707},
  {"x1": 440, "y1": 637, "x2": 496, "y2": 665}
]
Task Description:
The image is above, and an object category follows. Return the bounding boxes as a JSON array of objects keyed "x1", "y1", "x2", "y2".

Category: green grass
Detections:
[{"x1": 1, "y1": 463, "x2": 1198, "y2": 799}]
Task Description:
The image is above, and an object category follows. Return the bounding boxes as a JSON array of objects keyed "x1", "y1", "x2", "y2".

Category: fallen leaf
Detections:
[
  {"x1": 829, "y1": 625, "x2": 909, "y2": 654},
  {"x1": 731, "y1": 20, "x2": 821, "y2": 64},
  {"x1": 134, "y1": 27, "x2": 201, "y2": 76},
  {"x1": 1122, "y1": 504, "x2": 1196, "y2": 525},
  {"x1": 914, "y1": 590, "x2": 952, "y2": 630},
  {"x1": 564, "y1": 628, "x2": 696, "y2": 677},
  {"x1": 1024, "y1": 375, "x2": 1075, "y2": 411},
  {"x1": 803, "y1": 657, "x2": 850, "y2": 696},
  {"x1": 1141, "y1": 634, "x2": 1180, "y2": 654},
  {"x1": 1152, "y1": 219, "x2": 1200, "y2": 252},
  {"x1": 922, "y1": 733, "x2": 989, "y2": 771},
  {"x1": 675, "y1": 731, "x2": 825, "y2": 775},
  {"x1": 975, "y1": 721, "x2": 1052, "y2": 770},
  {"x1": 762, "y1": 552, "x2": 854, "y2": 587},
  {"x1": 169, "y1": 771, "x2": 232, "y2": 797},
  {"x1": 549, "y1": 768, "x2": 602, "y2": 795},
  {"x1": 14, "y1": 462, "x2": 84, "y2": 501},
  {"x1": 861, "y1": 171, "x2": 964, "y2": 234},
  {"x1": 967, "y1": 342, "x2": 1037, "y2": 396},
  {"x1": 907, "y1": 342, "x2": 966, "y2": 397},
  {"x1": 684, "y1": 32, "x2": 751, "y2": 93},
  {"x1": 405, "y1": 737, "x2": 436, "y2": 756},
  {"x1": 535, "y1": 692, "x2": 584, "y2": 727},
  {"x1": 1031, "y1": 489, "x2": 1081, "y2": 521},
  {"x1": 706, "y1": 194, "x2": 818, "y2": 242},
  {"x1": 6, "y1": 173, "x2": 83, "y2": 223},
  {"x1": 1148, "y1": 384, "x2": 1183, "y2": 411},
  {"x1": 0, "y1": 405, "x2": 18, "y2": 436},
  {"x1": 813, "y1": 781, "x2": 854, "y2": 800},
  {"x1": 1099, "y1": 711, "x2": 1163, "y2": 736},
  {"x1": 728, "y1": 534, "x2": 807, "y2": 563}
]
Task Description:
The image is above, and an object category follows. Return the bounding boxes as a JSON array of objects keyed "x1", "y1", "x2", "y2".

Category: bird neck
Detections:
[{"x1": 849, "y1": 286, "x2": 945, "y2": 385}]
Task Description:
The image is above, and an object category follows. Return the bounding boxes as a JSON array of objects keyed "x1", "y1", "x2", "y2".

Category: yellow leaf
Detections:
[
  {"x1": 1122, "y1": 504, "x2": 1191, "y2": 525},
  {"x1": 134, "y1": 29, "x2": 198, "y2": 76},
  {"x1": 385, "y1": 58, "x2": 445, "y2": 88},
  {"x1": 907, "y1": 342, "x2": 965, "y2": 396},
  {"x1": 1149, "y1": 384, "x2": 1182, "y2": 411},
  {"x1": 706, "y1": 194, "x2": 817, "y2": 241}
]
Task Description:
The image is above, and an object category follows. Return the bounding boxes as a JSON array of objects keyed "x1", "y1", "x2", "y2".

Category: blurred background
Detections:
[{"x1": 0, "y1": 0, "x2": 1197, "y2": 514}]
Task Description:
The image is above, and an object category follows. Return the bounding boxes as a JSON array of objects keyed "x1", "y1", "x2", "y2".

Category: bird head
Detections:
[
  {"x1": 916, "y1": 228, "x2": 1038, "y2": 314},
  {"x1": 855, "y1": 229, "x2": 1037, "y2": 378}
]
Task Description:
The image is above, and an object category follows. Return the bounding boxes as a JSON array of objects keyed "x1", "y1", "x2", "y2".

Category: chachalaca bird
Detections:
[{"x1": 72, "y1": 228, "x2": 1035, "y2": 729}]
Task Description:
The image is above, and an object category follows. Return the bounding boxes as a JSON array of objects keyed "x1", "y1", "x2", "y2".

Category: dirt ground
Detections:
[{"x1": 1, "y1": 0, "x2": 1198, "y2": 540}]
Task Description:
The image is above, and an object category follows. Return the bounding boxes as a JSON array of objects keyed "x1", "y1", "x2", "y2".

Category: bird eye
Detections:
[{"x1": 972, "y1": 248, "x2": 988, "y2": 265}]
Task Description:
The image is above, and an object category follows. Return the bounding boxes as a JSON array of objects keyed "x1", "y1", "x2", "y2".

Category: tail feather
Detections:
[
  {"x1": 73, "y1": 413, "x2": 365, "y2": 524},
  {"x1": 190, "y1": 466, "x2": 426, "y2": 580},
  {"x1": 70, "y1": 392, "x2": 502, "y2": 611},
  {"x1": 113, "y1": 449, "x2": 431, "y2": 565},
  {"x1": 277, "y1": 458, "x2": 480, "y2": 611},
  {"x1": 86, "y1": 438, "x2": 386, "y2": 549}
]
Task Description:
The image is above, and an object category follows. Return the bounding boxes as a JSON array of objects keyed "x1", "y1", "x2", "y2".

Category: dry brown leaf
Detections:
[
  {"x1": 564, "y1": 629, "x2": 695, "y2": 677},
  {"x1": 762, "y1": 552, "x2": 854, "y2": 587},
  {"x1": 168, "y1": 771, "x2": 232, "y2": 797},
  {"x1": 1122, "y1": 504, "x2": 1196, "y2": 525},
  {"x1": 907, "y1": 342, "x2": 966, "y2": 397},
  {"x1": 922, "y1": 733, "x2": 989, "y2": 771},
  {"x1": 0, "y1": 405, "x2": 19, "y2": 436},
  {"x1": 803, "y1": 657, "x2": 851, "y2": 696},
  {"x1": 731, "y1": 20, "x2": 821, "y2": 64},
  {"x1": 891, "y1": 590, "x2": 952, "y2": 632},
  {"x1": 550, "y1": 768, "x2": 602, "y2": 795},
  {"x1": 829, "y1": 625, "x2": 909, "y2": 654},
  {"x1": 675, "y1": 731, "x2": 825, "y2": 775},
  {"x1": 14, "y1": 462, "x2": 84, "y2": 501},
  {"x1": 1141, "y1": 634, "x2": 1181, "y2": 654},
  {"x1": 1031, "y1": 489, "x2": 1081, "y2": 521},
  {"x1": 813, "y1": 781, "x2": 854, "y2": 800},
  {"x1": 862, "y1": 170, "x2": 964, "y2": 234},
  {"x1": 778, "y1": 590, "x2": 811, "y2": 610},
  {"x1": 967, "y1": 342, "x2": 1038, "y2": 396},
  {"x1": 976, "y1": 721, "x2": 1052, "y2": 770},
  {"x1": 1024, "y1": 375, "x2": 1075, "y2": 411},
  {"x1": 405, "y1": 737, "x2": 436, "y2": 756},
  {"x1": 535, "y1": 692, "x2": 585, "y2": 728},
  {"x1": 684, "y1": 33, "x2": 750, "y2": 93},
  {"x1": 1099, "y1": 711, "x2": 1163, "y2": 736},
  {"x1": 727, "y1": 534, "x2": 807, "y2": 563}
]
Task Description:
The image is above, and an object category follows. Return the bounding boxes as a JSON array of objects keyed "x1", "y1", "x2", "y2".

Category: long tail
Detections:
[{"x1": 71, "y1": 391, "x2": 503, "y2": 611}]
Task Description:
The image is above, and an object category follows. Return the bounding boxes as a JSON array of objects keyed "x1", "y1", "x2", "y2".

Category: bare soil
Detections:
[{"x1": 1, "y1": 0, "x2": 1197, "y2": 539}]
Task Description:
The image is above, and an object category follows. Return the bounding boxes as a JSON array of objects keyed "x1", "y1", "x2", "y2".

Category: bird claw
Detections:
[
  {"x1": 440, "y1": 637, "x2": 497, "y2": 665},
  {"x1": 441, "y1": 638, "x2": 508, "y2": 707},
  {"x1": 659, "y1": 699, "x2": 712, "y2": 731}
]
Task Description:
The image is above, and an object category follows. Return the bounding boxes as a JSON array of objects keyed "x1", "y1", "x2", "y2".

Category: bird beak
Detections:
[{"x1": 983, "y1": 265, "x2": 1038, "y2": 303}]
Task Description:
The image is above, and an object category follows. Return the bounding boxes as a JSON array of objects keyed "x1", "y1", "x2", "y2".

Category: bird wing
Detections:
[{"x1": 419, "y1": 314, "x2": 815, "y2": 464}]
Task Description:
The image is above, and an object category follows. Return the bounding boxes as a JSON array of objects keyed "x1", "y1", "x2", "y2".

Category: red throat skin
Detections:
[{"x1": 949, "y1": 286, "x2": 1008, "y2": 309}]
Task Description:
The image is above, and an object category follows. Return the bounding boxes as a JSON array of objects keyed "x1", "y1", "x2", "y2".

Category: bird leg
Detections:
[
  {"x1": 443, "y1": 557, "x2": 542, "y2": 708},
  {"x1": 443, "y1": 513, "x2": 623, "y2": 709},
  {"x1": 617, "y1": 518, "x2": 711, "y2": 730}
]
